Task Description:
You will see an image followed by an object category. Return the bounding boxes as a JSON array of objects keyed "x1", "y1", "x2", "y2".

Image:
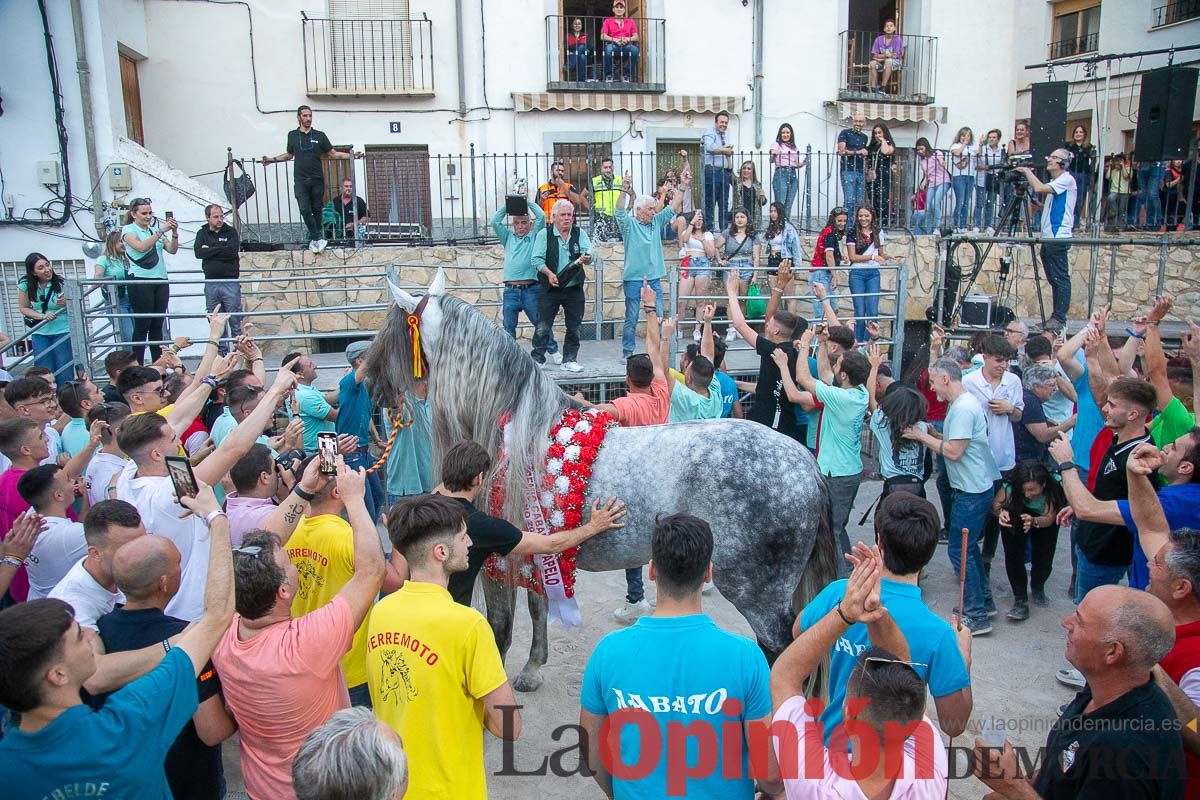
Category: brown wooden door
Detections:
[
  {"x1": 364, "y1": 146, "x2": 432, "y2": 235},
  {"x1": 120, "y1": 54, "x2": 144, "y2": 146}
]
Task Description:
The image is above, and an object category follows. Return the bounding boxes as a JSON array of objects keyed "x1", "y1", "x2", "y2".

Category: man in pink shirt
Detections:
[
  {"x1": 225, "y1": 444, "x2": 288, "y2": 546},
  {"x1": 212, "y1": 458, "x2": 385, "y2": 800},
  {"x1": 600, "y1": 0, "x2": 639, "y2": 82}
]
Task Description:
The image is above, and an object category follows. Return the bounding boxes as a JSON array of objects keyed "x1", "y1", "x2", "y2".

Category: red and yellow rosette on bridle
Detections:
[{"x1": 364, "y1": 292, "x2": 431, "y2": 476}]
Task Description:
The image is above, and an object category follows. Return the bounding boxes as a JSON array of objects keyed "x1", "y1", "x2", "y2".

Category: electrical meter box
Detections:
[
  {"x1": 108, "y1": 163, "x2": 133, "y2": 192},
  {"x1": 37, "y1": 161, "x2": 61, "y2": 186}
]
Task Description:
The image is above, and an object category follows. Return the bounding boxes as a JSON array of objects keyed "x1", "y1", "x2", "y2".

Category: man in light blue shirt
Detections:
[
  {"x1": 700, "y1": 111, "x2": 734, "y2": 229},
  {"x1": 906, "y1": 358, "x2": 1000, "y2": 636},
  {"x1": 491, "y1": 201, "x2": 557, "y2": 360},
  {"x1": 580, "y1": 513, "x2": 780, "y2": 799},
  {"x1": 282, "y1": 352, "x2": 336, "y2": 452},
  {"x1": 386, "y1": 382, "x2": 433, "y2": 506},
  {"x1": 58, "y1": 379, "x2": 102, "y2": 457},
  {"x1": 615, "y1": 176, "x2": 683, "y2": 359}
]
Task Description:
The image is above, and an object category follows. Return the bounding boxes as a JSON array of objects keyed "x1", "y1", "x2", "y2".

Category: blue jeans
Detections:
[
  {"x1": 343, "y1": 450, "x2": 385, "y2": 523},
  {"x1": 624, "y1": 567, "x2": 644, "y2": 603},
  {"x1": 840, "y1": 170, "x2": 865, "y2": 214},
  {"x1": 1074, "y1": 545, "x2": 1128, "y2": 604},
  {"x1": 1039, "y1": 241, "x2": 1072, "y2": 323},
  {"x1": 603, "y1": 43, "x2": 639, "y2": 80},
  {"x1": 502, "y1": 284, "x2": 557, "y2": 353},
  {"x1": 31, "y1": 332, "x2": 73, "y2": 386},
  {"x1": 348, "y1": 682, "x2": 373, "y2": 709},
  {"x1": 974, "y1": 185, "x2": 997, "y2": 229},
  {"x1": 704, "y1": 166, "x2": 731, "y2": 230},
  {"x1": 204, "y1": 280, "x2": 243, "y2": 354},
  {"x1": 809, "y1": 269, "x2": 837, "y2": 319},
  {"x1": 951, "y1": 175, "x2": 973, "y2": 229},
  {"x1": 566, "y1": 44, "x2": 588, "y2": 80},
  {"x1": 848, "y1": 267, "x2": 880, "y2": 343},
  {"x1": 948, "y1": 487, "x2": 995, "y2": 621},
  {"x1": 623, "y1": 278, "x2": 662, "y2": 356},
  {"x1": 772, "y1": 167, "x2": 799, "y2": 219},
  {"x1": 917, "y1": 182, "x2": 948, "y2": 235},
  {"x1": 1136, "y1": 164, "x2": 1164, "y2": 227}
]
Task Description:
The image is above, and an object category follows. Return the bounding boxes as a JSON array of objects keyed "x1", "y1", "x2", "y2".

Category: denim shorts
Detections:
[
  {"x1": 728, "y1": 257, "x2": 754, "y2": 282},
  {"x1": 687, "y1": 256, "x2": 713, "y2": 279}
]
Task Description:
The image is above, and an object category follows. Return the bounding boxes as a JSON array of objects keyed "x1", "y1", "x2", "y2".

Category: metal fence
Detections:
[
  {"x1": 1152, "y1": 0, "x2": 1200, "y2": 27},
  {"x1": 838, "y1": 29, "x2": 937, "y2": 104},
  {"x1": 301, "y1": 14, "x2": 435, "y2": 96},
  {"x1": 544, "y1": 15, "x2": 666, "y2": 91}
]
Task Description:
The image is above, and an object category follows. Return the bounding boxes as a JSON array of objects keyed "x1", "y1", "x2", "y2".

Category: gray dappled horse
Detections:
[{"x1": 364, "y1": 269, "x2": 839, "y2": 692}]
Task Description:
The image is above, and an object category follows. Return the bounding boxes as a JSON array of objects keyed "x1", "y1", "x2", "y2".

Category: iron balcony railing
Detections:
[
  {"x1": 838, "y1": 29, "x2": 937, "y2": 104},
  {"x1": 301, "y1": 13, "x2": 434, "y2": 96},
  {"x1": 1153, "y1": 0, "x2": 1200, "y2": 26},
  {"x1": 1048, "y1": 31, "x2": 1099, "y2": 60},
  {"x1": 544, "y1": 15, "x2": 666, "y2": 92}
]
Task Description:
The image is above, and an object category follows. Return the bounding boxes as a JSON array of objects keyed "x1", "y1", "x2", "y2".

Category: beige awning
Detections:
[
  {"x1": 514, "y1": 93, "x2": 743, "y2": 114},
  {"x1": 832, "y1": 100, "x2": 948, "y2": 123}
]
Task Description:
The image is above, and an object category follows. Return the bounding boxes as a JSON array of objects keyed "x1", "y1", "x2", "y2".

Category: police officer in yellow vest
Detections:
[{"x1": 591, "y1": 158, "x2": 623, "y2": 242}]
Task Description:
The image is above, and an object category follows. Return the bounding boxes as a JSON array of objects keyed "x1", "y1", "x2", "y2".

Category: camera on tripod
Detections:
[{"x1": 984, "y1": 153, "x2": 1034, "y2": 187}]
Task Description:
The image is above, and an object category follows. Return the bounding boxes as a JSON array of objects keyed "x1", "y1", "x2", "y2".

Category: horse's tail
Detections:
[{"x1": 791, "y1": 477, "x2": 839, "y2": 698}]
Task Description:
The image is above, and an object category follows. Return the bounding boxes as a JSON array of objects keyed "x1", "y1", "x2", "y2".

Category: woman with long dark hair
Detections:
[
  {"x1": 866, "y1": 123, "x2": 896, "y2": 225},
  {"x1": 845, "y1": 205, "x2": 886, "y2": 342},
  {"x1": 17, "y1": 253, "x2": 72, "y2": 385},
  {"x1": 1065, "y1": 124, "x2": 1096, "y2": 228},
  {"x1": 676, "y1": 209, "x2": 718, "y2": 341},
  {"x1": 809, "y1": 207, "x2": 847, "y2": 318},
  {"x1": 121, "y1": 197, "x2": 178, "y2": 362},
  {"x1": 769, "y1": 123, "x2": 807, "y2": 220},
  {"x1": 949, "y1": 126, "x2": 975, "y2": 232},
  {"x1": 869, "y1": 383, "x2": 930, "y2": 497},
  {"x1": 715, "y1": 208, "x2": 760, "y2": 341},
  {"x1": 914, "y1": 137, "x2": 949, "y2": 235},
  {"x1": 993, "y1": 460, "x2": 1067, "y2": 620}
]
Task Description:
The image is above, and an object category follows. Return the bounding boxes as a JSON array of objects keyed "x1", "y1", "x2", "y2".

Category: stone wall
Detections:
[{"x1": 238, "y1": 235, "x2": 1200, "y2": 354}]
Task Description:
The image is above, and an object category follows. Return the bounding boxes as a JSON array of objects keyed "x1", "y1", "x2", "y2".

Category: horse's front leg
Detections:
[
  {"x1": 512, "y1": 589, "x2": 548, "y2": 693},
  {"x1": 482, "y1": 570, "x2": 516, "y2": 663}
]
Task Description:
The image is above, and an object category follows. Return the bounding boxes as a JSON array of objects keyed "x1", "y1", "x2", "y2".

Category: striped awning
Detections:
[
  {"x1": 833, "y1": 100, "x2": 948, "y2": 123},
  {"x1": 514, "y1": 93, "x2": 742, "y2": 114}
]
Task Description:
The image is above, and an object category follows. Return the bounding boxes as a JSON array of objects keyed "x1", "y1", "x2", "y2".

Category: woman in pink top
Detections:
[
  {"x1": 769, "y1": 123, "x2": 808, "y2": 221},
  {"x1": 601, "y1": 0, "x2": 639, "y2": 82},
  {"x1": 914, "y1": 137, "x2": 950, "y2": 235}
]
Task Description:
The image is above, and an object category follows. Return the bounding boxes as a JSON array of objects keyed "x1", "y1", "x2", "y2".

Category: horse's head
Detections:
[
  {"x1": 365, "y1": 268, "x2": 448, "y2": 404},
  {"x1": 387, "y1": 267, "x2": 448, "y2": 359}
]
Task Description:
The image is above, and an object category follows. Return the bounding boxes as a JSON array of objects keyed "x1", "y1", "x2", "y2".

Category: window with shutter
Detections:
[{"x1": 326, "y1": 0, "x2": 416, "y2": 92}]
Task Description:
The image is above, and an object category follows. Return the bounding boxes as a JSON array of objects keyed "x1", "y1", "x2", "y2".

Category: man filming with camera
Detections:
[{"x1": 1017, "y1": 148, "x2": 1077, "y2": 334}]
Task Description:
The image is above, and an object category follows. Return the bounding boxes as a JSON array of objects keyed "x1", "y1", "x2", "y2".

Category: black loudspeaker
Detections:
[
  {"x1": 1134, "y1": 67, "x2": 1199, "y2": 162},
  {"x1": 1029, "y1": 81, "x2": 1069, "y2": 161}
]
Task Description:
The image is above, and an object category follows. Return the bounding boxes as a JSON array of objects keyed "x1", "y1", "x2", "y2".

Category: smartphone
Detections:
[
  {"x1": 165, "y1": 455, "x2": 199, "y2": 499},
  {"x1": 317, "y1": 431, "x2": 338, "y2": 476},
  {"x1": 165, "y1": 211, "x2": 174, "y2": 220}
]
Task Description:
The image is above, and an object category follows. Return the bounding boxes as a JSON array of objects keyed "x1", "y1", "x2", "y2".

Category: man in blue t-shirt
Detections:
[
  {"x1": 797, "y1": 492, "x2": 972, "y2": 744},
  {"x1": 0, "y1": 484, "x2": 235, "y2": 800},
  {"x1": 580, "y1": 514, "x2": 781, "y2": 799},
  {"x1": 283, "y1": 352, "x2": 337, "y2": 452},
  {"x1": 337, "y1": 340, "x2": 384, "y2": 520}
]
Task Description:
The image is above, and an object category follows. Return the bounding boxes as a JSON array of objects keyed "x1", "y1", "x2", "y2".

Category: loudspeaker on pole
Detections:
[
  {"x1": 1029, "y1": 81, "x2": 1069, "y2": 161},
  {"x1": 1133, "y1": 67, "x2": 1199, "y2": 162}
]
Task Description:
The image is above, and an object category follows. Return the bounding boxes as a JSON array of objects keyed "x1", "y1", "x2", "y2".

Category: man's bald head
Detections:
[
  {"x1": 1092, "y1": 585, "x2": 1175, "y2": 671},
  {"x1": 113, "y1": 537, "x2": 181, "y2": 603}
]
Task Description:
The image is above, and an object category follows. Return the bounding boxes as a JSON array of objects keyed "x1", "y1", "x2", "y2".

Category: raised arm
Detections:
[
  {"x1": 723, "y1": 270, "x2": 759, "y2": 347},
  {"x1": 1184, "y1": 322, "x2": 1200, "y2": 411},
  {"x1": 1056, "y1": 324, "x2": 1089, "y2": 381},
  {"x1": 195, "y1": 367, "x2": 298, "y2": 487},
  {"x1": 814, "y1": 330, "x2": 834, "y2": 386},
  {"x1": 1126, "y1": 444, "x2": 1171, "y2": 563},
  {"x1": 1144, "y1": 296, "x2": 1174, "y2": 411},
  {"x1": 763, "y1": 264, "x2": 792, "y2": 323},
  {"x1": 642, "y1": 282, "x2": 669, "y2": 382},
  {"x1": 332, "y1": 457, "x2": 387, "y2": 628},
  {"x1": 1048, "y1": 435, "x2": 1124, "y2": 524},
  {"x1": 174, "y1": 483, "x2": 236, "y2": 678},
  {"x1": 698, "y1": 304, "x2": 716, "y2": 363},
  {"x1": 866, "y1": 342, "x2": 883, "y2": 412}
]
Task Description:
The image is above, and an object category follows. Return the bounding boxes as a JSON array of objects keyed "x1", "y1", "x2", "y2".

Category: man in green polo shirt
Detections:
[{"x1": 615, "y1": 173, "x2": 683, "y2": 359}]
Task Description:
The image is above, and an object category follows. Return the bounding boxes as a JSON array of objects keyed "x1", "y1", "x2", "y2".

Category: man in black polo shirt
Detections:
[
  {"x1": 95, "y1": 533, "x2": 235, "y2": 799},
  {"x1": 262, "y1": 105, "x2": 360, "y2": 254},
  {"x1": 432, "y1": 440, "x2": 625, "y2": 606},
  {"x1": 724, "y1": 270, "x2": 805, "y2": 441},
  {"x1": 193, "y1": 204, "x2": 241, "y2": 354},
  {"x1": 974, "y1": 585, "x2": 1186, "y2": 800}
]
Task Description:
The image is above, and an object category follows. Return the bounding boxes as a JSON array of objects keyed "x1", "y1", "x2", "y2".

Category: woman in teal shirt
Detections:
[
  {"x1": 121, "y1": 197, "x2": 178, "y2": 361},
  {"x1": 94, "y1": 230, "x2": 134, "y2": 346},
  {"x1": 17, "y1": 252, "x2": 73, "y2": 386}
]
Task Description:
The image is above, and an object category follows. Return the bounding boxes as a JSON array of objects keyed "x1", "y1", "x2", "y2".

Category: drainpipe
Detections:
[
  {"x1": 70, "y1": 0, "x2": 104, "y2": 237},
  {"x1": 454, "y1": 0, "x2": 467, "y2": 117},
  {"x1": 752, "y1": 0, "x2": 764, "y2": 148}
]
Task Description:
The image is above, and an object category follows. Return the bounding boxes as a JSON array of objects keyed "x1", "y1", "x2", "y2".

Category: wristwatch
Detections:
[{"x1": 1054, "y1": 460, "x2": 1074, "y2": 473}]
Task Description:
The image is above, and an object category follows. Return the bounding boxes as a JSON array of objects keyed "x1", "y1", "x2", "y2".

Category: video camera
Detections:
[{"x1": 983, "y1": 152, "x2": 1034, "y2": 187}]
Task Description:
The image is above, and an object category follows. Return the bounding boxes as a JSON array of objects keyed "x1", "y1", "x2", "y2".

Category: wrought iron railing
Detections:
[
  {"x1": 838, "y1": 29, "x2": 937, "y2": 104},
  {"x1": 301, "y1": 13, "x2": 434, "y2": 96},
  {"x1": 1047, "y1": 31, "x2": 1099, "y2": 60},
  {"x1": 1153, "y1": 0, "x2": 1200, "y2": 26},
  {"x1": 544, "y1": 15, "x2": 666, "y2": 92}
]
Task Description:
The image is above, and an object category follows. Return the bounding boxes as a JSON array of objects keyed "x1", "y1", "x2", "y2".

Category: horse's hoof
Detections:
[{"x1": 513, "y1": 670, "x2": 544, "y2": 693}]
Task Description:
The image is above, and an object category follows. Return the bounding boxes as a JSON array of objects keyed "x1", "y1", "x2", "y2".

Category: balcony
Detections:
[
  {"x1": 1048, "y1": 31, "x2": 1098, "y2": 60},
  {"x1": 838, "y1": 30, "x2": 937, "y2": 104},
  {"x1": 544, "y1": 15, "x2": 665, "y2": 93},
  {"x1": 301, "y1": 13, "x2": 434, "y2": 97},
  {"x1": 1153, "y1": 0, "x2": 1200, "y2": 26}
]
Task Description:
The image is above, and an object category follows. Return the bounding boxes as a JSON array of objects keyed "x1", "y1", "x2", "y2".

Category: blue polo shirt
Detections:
[
  {"x1": 1071, "y1": 360, "x2": 1105, "y2": 474},
  {"x1": 295, "y1": 383, "x2": 335, "y2": 452},
  {"x1": 1118, "y1": 483, "x2": 1200, "y2": 591},
  {"x1": 800, "y1": 577, "x2": 970, "y2": 745},
  {"x1": 336, "y1": 371, "x2": 373, "y2": 448},
  {"x1": 616, "y1": 207, "x2": 675, "y2": 281},
  {"x1": 492, "y1": 203, "x2": 546, "y2": 282}
]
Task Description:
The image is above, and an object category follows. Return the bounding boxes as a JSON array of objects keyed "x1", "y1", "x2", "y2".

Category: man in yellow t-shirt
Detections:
[{"x1": 367, "y1": 494, "x2": 518, "y2": 799}]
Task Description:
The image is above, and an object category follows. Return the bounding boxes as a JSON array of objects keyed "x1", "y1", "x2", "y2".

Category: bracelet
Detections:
[
  {"x1": 0, "y1": 556, "x2": 23, "y2": 569},
  {"x1": 203, "y1": 510, "x2": 226, "y2": 527},
  {"x1": 293, "y1": 485, "x2": 317, "y2": 502},
  {"x1": 200, "y1": 376, "x2": 218, "y2": 389},
  {"x1": 1124, "y1": 327, "x2": 1145, "y2": 340},
  {"x1": 772, "y1": 287, "x2": 784, "y2": 293},
  {"x1": 162, "y1": 639, "x2": 172, "y2": 654},
  {"x1": 169, "y1": 343, "x2": 182, "y2": 354},
  {"x1": 252, "y1": 357, "x2": 264, "y2": 362},
  {"x1": 205, "y1": 339, "x2": 219, "y2": 346},
  {"x1": 643, "y1": 307, "x2": 657, "y2": 314},
  {"x1": 835, "y1": 602, "x2": 854, "y2": 626}
]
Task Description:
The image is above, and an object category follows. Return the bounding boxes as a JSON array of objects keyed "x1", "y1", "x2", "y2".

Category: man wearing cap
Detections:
[
  {"x1": 338, "y1": 340, "x2": 384, "y2": 520},
  {"x1": 1018, "y1": 149, "x2": 1077, "y2": 333}
]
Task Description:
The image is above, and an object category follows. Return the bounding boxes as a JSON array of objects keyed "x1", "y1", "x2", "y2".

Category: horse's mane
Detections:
[{"x1": 365, "y1": 294, "x2": 572, "y2": 525}]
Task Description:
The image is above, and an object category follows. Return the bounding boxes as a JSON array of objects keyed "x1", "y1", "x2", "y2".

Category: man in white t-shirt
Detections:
[
  {"x1": 1018, "y1": 149, "x2": 1076, "y2": 331},
  {"x1": 116, "y1": 367, "x2": 297, "y2": 620},
  {"x1": 16, "y1": 465, "x2": 88, "y2": 599},
  {"x1": 84, "y1": 401, "x2": 131, "y2": 506},
  {"x1": 48, "y1": 499, "x2": 146, "y2": 628}
]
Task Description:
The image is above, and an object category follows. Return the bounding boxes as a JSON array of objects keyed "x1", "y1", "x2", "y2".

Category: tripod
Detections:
[{"x1": 945, "y1": 180, "x2": 1048, "y2": 326}]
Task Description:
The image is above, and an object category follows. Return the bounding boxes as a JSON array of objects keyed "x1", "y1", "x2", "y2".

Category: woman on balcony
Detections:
[
  {"x1": 94, "y1": 230, "x2": 135, "y2": 347},
  {"x1": 914, "y1": 138, "x2": 950, "y2": 235},
  {"x1": 565, "y1": 17, "x2": 589, "y2": 81},
  {"x1": 949, "y1": 127, "x2": 976, "y2": 232},
  {"x1": 601, "y1": 0, "x2": 639, "y2": 82},
  {"x1": 1065, "y1": 124, "x2": 1096, "y2": 229},
  {"x1": 121, "y1": 197, "x2": 178, "y2": 362},
  {"x1": 769, "y1": 123, "x2": 806, "y2": 221},
  {"x1": 974, "y1": 128, "x2": 1004, "y2": 232},
  {"x1": 17, "y1": 253, "x2": 73, "y2": 386},
  {"x1": 866, "y1": 124, "x2": 896, "y2": 227},
  {"x1": 733, "y1": 160, "x2": 768, "y2": 231}
]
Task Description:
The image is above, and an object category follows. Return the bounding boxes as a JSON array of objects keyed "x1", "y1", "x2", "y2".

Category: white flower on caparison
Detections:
[
  {"x1": 546, "y1": 458, "x2": 563, "y2": 476},
  {"x1": 550, "y1": 510, "x2": 565, "y2": 528},
  {"x1": 564, "y1": 444, "x2": 582, "y2": 461},
  {"x1": 540, "y1": 490, "x2": 554, "y2": 508},
  {"x1": 575, "y1": 420, "x2": 592, "y2": 434},
  {"x1": 555, "y1": 475, "x2": 570, "y2": 493},
  {"x1": 555, "y1": 427, "x2": 574, "y2": 444}
]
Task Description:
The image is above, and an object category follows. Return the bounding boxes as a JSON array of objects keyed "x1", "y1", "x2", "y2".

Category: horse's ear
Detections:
[
  {"x1": 387, "y1": 279, "x2": 418, "y2": 311},
  {"x1": 429, "y1": 268, "x2": 447, "y2": 296}
]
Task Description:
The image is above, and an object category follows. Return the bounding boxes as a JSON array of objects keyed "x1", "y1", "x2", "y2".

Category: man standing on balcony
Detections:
[
  {"x1": 537, "y1": 161, "x2": 585, "y2": 218},
  {"x1": 532, "y1": 200, "x2": 593, "y2": 373},
  {"x1": 491, "y1": 199, "x2": 559, "y2": 362},
  {"x1": 262, "y1": 105, "x2": 361, "y2": 255},
  {"x1": 193, "y1": 205, "x2": 241, "y2": 356},
  {"x1": 616, "y1": 173, "x2": 683, "y2": 360},
  {"x1": 600, "y1": 0, "x2": 639, "y2": 82},
  {"x1": 837, "y1": 113, "x2": 870, "y2": 215},
  {"x1": 701, "y1": 111, "x2": 734, "y2": 230}
]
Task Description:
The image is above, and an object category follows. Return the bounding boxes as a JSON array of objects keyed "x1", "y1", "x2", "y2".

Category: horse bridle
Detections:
[{"x1": 405, "y1": 292, "x2": 433, "y2": 380}]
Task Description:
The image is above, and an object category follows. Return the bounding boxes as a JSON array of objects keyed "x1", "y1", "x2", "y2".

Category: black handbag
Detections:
[{"x1": 224, "y1": 159, "x2": 256, "y2": 209}]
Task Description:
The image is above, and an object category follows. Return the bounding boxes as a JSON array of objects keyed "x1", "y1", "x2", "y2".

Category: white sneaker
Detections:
[
  {"x1": 612, "y1": 598, "x2": 653, "y2": 625},
  {"x1": 548, "y1": 352, "x2": 563, "y2": 365},
  {"x1": 308, "y1": 240, "x2": 320, "y2": 253},
  {"x1": 561, "y1": 361, "x2": 583, "y2": 373},
  {"x1": 970, "y1": 226, "x2": 980, "y2": 233},
  {"x1": 984, "y1": 226, "x2": 995, "y2": 236},
  {"x1": 725, "y1": 327, "x2": 737, "y2": 343},
  {"x1": 692, "y1": 327, "x2": 702, "y2": 342},
  {"x1": 316, "y1": 239, "x2": 328, "y2": 253},
  {"x1": 1055, "y1": 667, "x2": 1086, "y2": 690}
]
